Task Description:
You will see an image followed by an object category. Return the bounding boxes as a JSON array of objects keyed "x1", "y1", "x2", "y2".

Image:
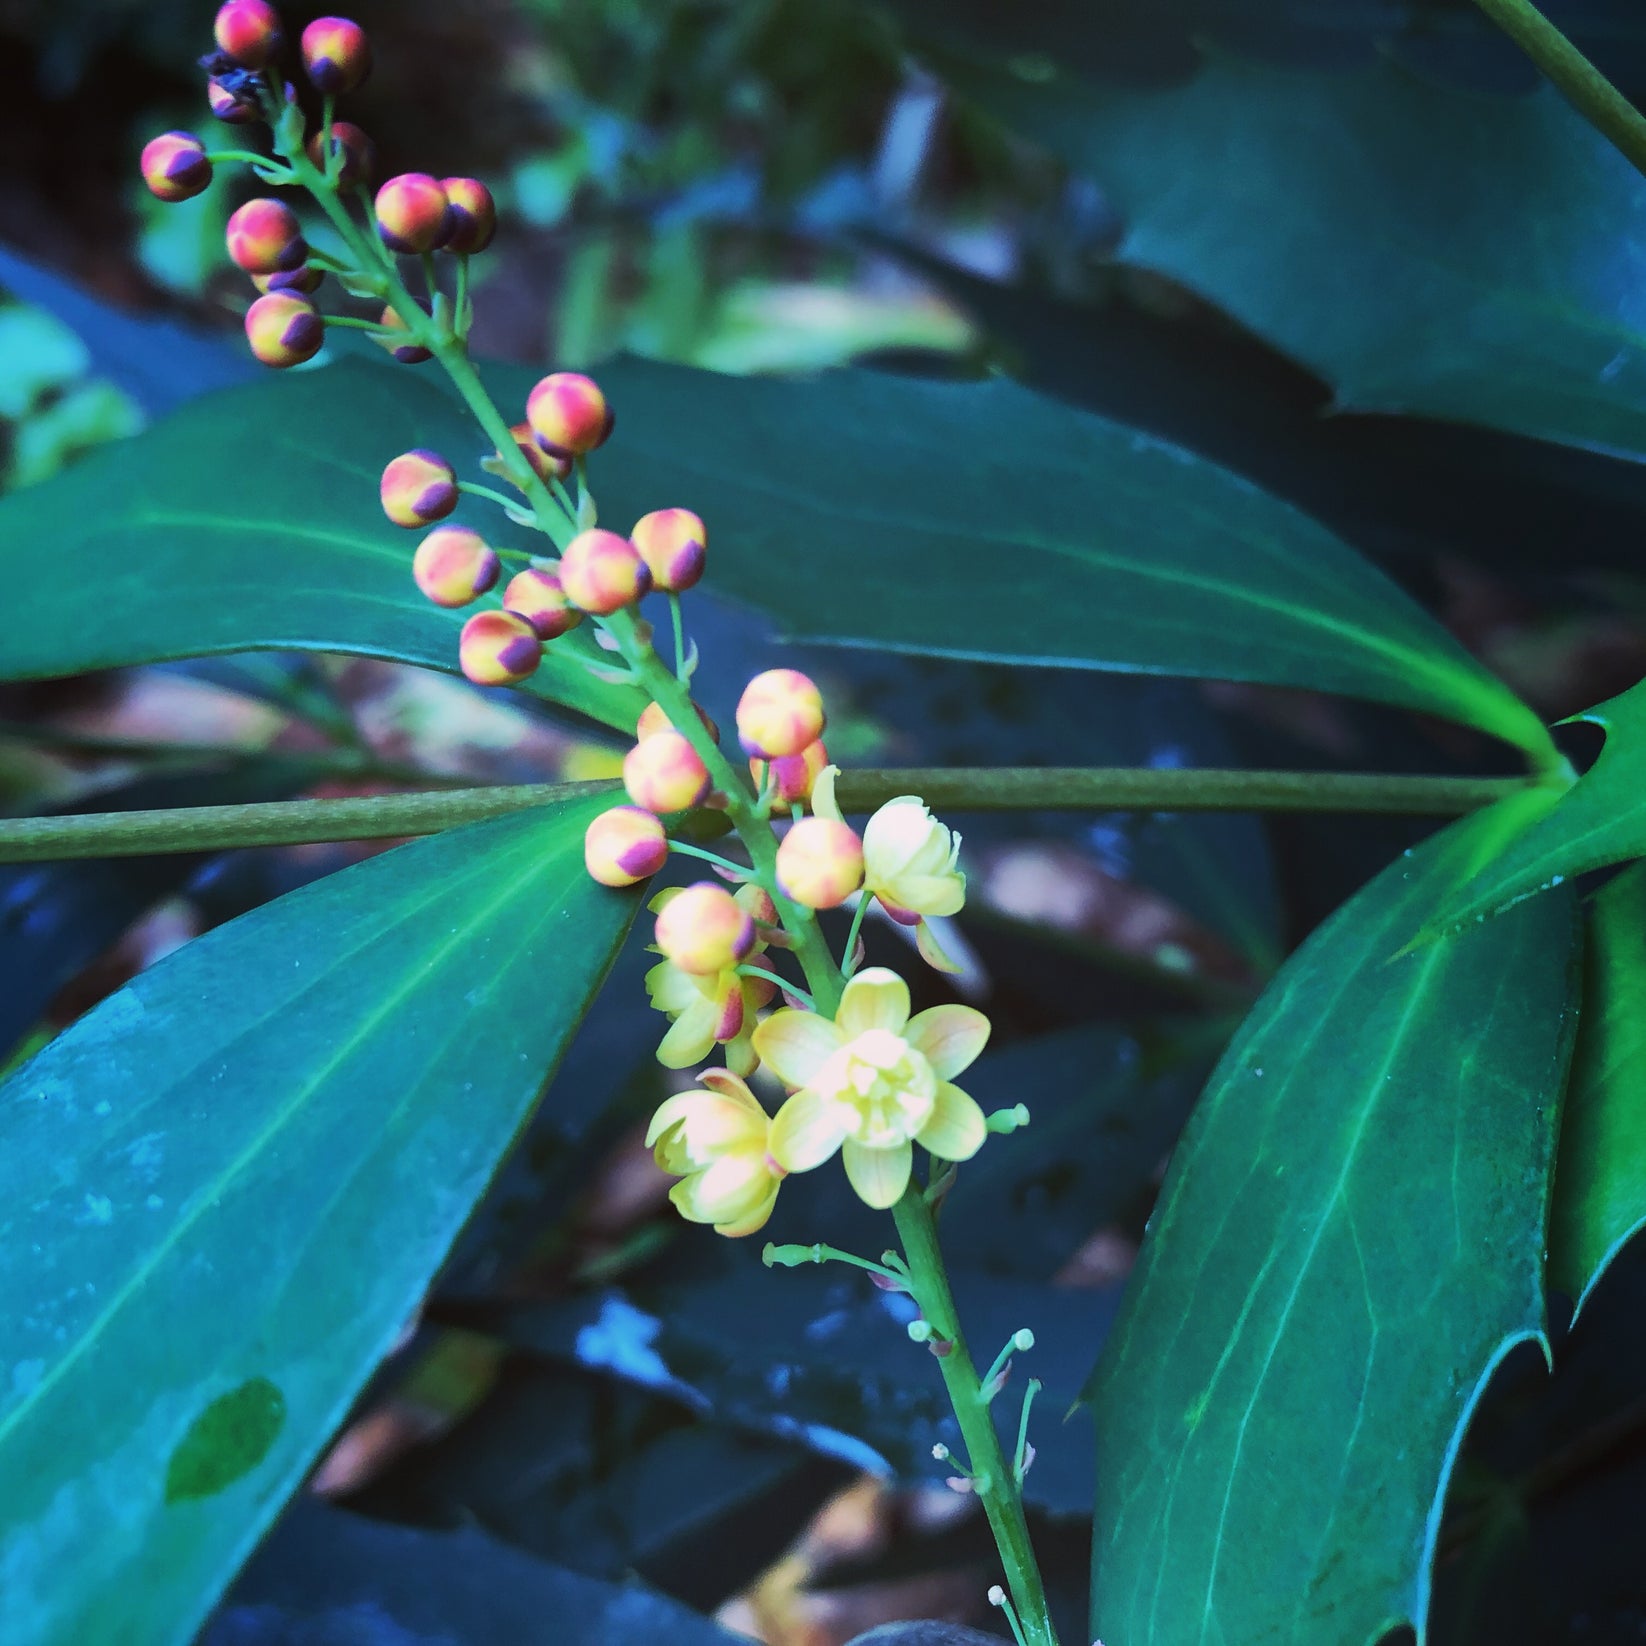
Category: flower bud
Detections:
[
  {"x1": 557, "y1": 528, "x2": 650, "y2": 614},
  {"x1": 306, "y1": 119, "x2": 375, "y2": 186},
  {"x1": 459, "y1": 610, "x2": 542, "y2": 686},
  {"x1": 380, "y1": 449, "x2": 457, "y2": 529},
  {"x1": 141, "y1": 132, "x2": 212, "y2": 202},
  {"x1": 584, "y1": 805, "x2": 669, "y2": 887},
  {"x1": 525, "y1": 372, "x2": 611, "y2": 459},
  {"x1": 375, "y1": 173, "x2": 452, "y2": 255},
  {"x1": 413, "y1": 525, "x2": 500, "y2": 607},
  {"x1": 736, "y1": 881, "x2": 779, "y2": 927},
  {"x1": 254, "y1": 264, "x2": 324, "y2": 295},
  {"x1": 737, "y1": 668, "x2": 825, "y2": 759},
  {"x1": 226, "y1": 198, "x2": 305, "y2": 275},
  {"x1": 624, "y1": 731, "x2": 711, "y2": 814},
  {"x1": 502, "y1": 567, "x2": 583, "y2": 639},
  {"x1": 631, "y1": 507, "x2": 705, "y2": 593},
  {"x1": 751, "y1": 737, "x2": 828, "y2": 809},
  {"x1": 441, "y1": 177, "x2": 496, "y2": 255},
  {"x1": 776, "y1": 817, "x2": 864, "y2": 909},
  {"x1": 301, "y1": 17, "x2": 371, "y2": 94},
  {"x1": 655, "y1": 882, "x2": 756, "y2": 976},
  {"x1": 374, "y1": 301, "x2": 431, "y2": 364},
  {"x1": 207, "y1": 77, "x2": 260, "y2": 124},
  {"x1": 500, "y1": 422, "x2": 571, "y2": 488},
  {"x1": 244, "y1": 291, "x2": 323, "y2": 368},
  {"x1": 636, "y1": 700, "x2": 718, "y2": 743},
  {"x1": 214, "y1": 0, "x2": 283, "y2": 67}
]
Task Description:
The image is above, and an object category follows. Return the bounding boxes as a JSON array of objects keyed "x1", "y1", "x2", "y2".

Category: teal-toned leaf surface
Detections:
[
  {"x1": 936, "y1": 51, "x2": 1646, "y2": 462},
  {"x1": 0, "y1": 360, "x2": 642, "y2": 733},
  {"x1": 1428, "y1": 682, "x2": 1646, "y2": 932},
  {"x1": 0, "y1": 794, "x2": 638, "y2": 1646},
  {"x1": 490, "y1": 358, "x2": 1549, "y2": 757},
  {"x1": 1549, "y1": 863, "x2": 1646, "y2": 1316},
  {"x1": 1087, "y1": 800, "x2": 1580, "y2": 1646}
]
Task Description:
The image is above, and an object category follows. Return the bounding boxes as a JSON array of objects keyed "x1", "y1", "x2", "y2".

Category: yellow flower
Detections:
[
  {"x1": 647, "y1": 1069, "x2": 784, "y2": 1236},
  {"x1": 645, "y1": 957, "x2": 773, "y2": 1075},
  {"x1": 754, "y1": 967, "x2": 990, "y2": 1210}
]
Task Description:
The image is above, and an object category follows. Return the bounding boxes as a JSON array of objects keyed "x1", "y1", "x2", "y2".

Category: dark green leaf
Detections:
[
  {"x1": 496, "y1": 358, "x2": 1549, "y2": 757},
  {"x1": 0, "y1": 361, "x2": 642, "y2": 732},
  {"x1": 937, "y1": 51, "x2": 1646, "y2": 463},
  {"x1": 1549, "y1": 863, "x2": 1646, "y2": 1315},
  {"x1": 0, "y1": 794, "x2": 638, "y2": 1646},
  {"x1": 1088, "y1": 798, "x2": 1580, "y2": 1646}
]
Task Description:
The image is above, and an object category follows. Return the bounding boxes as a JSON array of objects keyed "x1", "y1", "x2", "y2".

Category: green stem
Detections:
[
  {"x1": 1470, "y1": 0, "x2": 1646, "y2": 178},
  {"x1": 841, "y1": 892, "x2": 871, "y2": 975},
  {"x1": 892, "y1": 1191, "x2": 1057, "y2": 1644}
]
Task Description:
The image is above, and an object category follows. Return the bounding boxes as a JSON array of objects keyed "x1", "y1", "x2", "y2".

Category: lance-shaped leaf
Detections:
[
  {"x1": 0, "y1": 361, "x2": 642, "y2": 733},
  {"x1": 0, "y1": 794, "x2": 638, "y2": 1646},
  {"x1": 935, "y1": 50, "x2": 1646, "y2": 463},
  {"x1": 1087, "y1": 796, "x2": 1580, "y2": 1646},
  {"x1": 1549, "y1": 862, "x2": 1646, "y2": 1317},
  {"x1": 494, "y1": 359, "x2": 1551, "y2": 760}
]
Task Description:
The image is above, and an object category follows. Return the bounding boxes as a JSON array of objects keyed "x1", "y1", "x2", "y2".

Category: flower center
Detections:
[{"x1": 816, "y1": 1027, "x2": 936, "y2": 1148}]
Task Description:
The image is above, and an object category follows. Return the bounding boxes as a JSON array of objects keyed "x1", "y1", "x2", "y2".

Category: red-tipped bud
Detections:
[
  {"x1": 557, "y1": 528, "x2": 650, "y2": 614},
  {"x1": 215, "y1": 0, "x2": 283, "y2": 67},
  {"x1": 301, "y1": 17, "x2": 371, "y2": 94},
  {"x1": 585, "y1": 806, "x2": 669, "y2": 888},
  {"x1": 459, "y1": 610, "x2": 542, "y2": 686},
  {"x1": 375, "y1": 173, "x2": 452, "y2": 255},
  {"x1": 254, "y1": 264, "x2": 324, "y2": 295},
  {"x1": 624, "y1": 731, "x2": 711, "y2": 815},
  {"x1": 525, "y1": 372, "x2": 611, "y2": 459},
  {"x1": 226, "y1": 198, "x2": 305, "y2": 275},
  {"x1": 380, "y1": 449, "x2": 457, "y2": 529},
  {"x1": 207, "y1": 78, "x2": 261, "y2": 125},
  {"x1": 631, "y1": 508, "x2": 706, "y2": 593},
  {"x1": 637, "y1": 700, "x2": 719, "y2": 743},
  {"x1": 306, "y1": 120, "x2": 375, "y2": 186},
  {"x1": 776, "y1": 817, "x2": 865, "y2": 910},
  {"x1": 751, "y1": 738, "x2": 827, "y2": 808},
  {"x1": 655, "y1": 882, "x2": 756, "y2": 976},
  {"x1": 375, "y1": 302, "x2": 431, "y2": 364},
  {"x1": 141, "y1": 132, "x2": 212, "y2": 202},
  {"x1": 413, "y1": 526, "x2": 500, "y2": 608},
  {"x1": 737, "y1": 669, "x2": 825, "y2": 759},
  {"x1": 503, "y1": 568, "x2": 583, "y2": 640},
  {"x1": 244, "y1": 292, "x2": 323, "y2": 368},
  {"x1": 499, "y1": 423, "x2": 571, "y2": 489},
  {"x1": 440, "y1": 177, "x2": 496, "y2": 255}
]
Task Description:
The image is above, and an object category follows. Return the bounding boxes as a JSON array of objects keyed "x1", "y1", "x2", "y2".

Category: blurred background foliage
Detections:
[{"x1": 6, "y1": 0, "x2": 1646, "y2": 1641}]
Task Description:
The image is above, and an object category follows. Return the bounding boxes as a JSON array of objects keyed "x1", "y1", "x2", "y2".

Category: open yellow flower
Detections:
[
  {"x1": 645, "y1": 957, "x2": 773, "y2": 1074},
  {"x1": 754, "y1": 967, "x2": 990, "y2": 1209},
  {"x1": 646, "y1": 1069, "x2": 784, "y2": 1236}
]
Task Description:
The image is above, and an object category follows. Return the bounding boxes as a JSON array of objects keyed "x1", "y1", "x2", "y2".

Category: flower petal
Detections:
[
  {"x1": 905, "y1": 1004, "x2": 991, "y2": 1080},
  {"x1": 672, "y1": 1152, "x2": 770, "y2": 1226},
  {"x1": 645, "y1": 957, "x2": 703, "y2": 1015},
  {"x1": 915, "y1": 916, "x2": 965, "y2": 974},
  {"x1": 646, "y1": 1088, "x2": 764, "y2": 1157},
  {"x1": 861, "y1": 798, "x2": 933, "y2": 880},
  {"x1": 769, "y1": 1086, "x2": 852, "y2": 1172},
  {"x1": 655, "y1": 994, "x2": 720, "y2": 1069},
  {"x1": 842, "y1": 1137, "x2": 912, "y2": 1209},
  {"x1": 915, "y1": 1081, "x2": 987, "y2": 1162},
  {"x1": 894, "y1": 871, "x2": 966, "y2": 919},
  {"x1": 835, "y1": 967, "x2": 910, "y2": 1037},
  {"x1": 811, "y1": 763, "x2": 845, "y2": 823},
  {"x1": 715, "y1": 1181, "x2": 780, "y2": 1238},
  {"x1": 752, "y1": 1008, "x2": 841, "y2": 1089}
]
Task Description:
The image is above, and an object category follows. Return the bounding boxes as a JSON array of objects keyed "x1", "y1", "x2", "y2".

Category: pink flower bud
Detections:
[
  {"x1": 380, "y1": 449, "x2": 457, "y2": 529},
  {"x1": 301, "y1": 17, "x2": 371, "y2": 94},
  {"x1": 776, "y1": 817, "x2": 864, "y2": 909},
  {"x1": 254, "y1": 264, "x2": 324, "y2": 295},
  {"x1": 584, "y1": 805, "x2": 669, "y2": 887},
  {"x1": 214, "y1": 0, "x2": 283, "y2": 67},
  {"x1": 737, "y1": 669, "x2": 825, "y2": 759},
  {"x1": 375, "y1": 173, "x2": 452, "y2": 255},
  {"x1": 306, "y1": 120, "x2": 375, "y2": 186},
  {"x1": 525, "y1": 372, "x2": 612, "y2": 459},
  {"x1": 207, "y1": 78, "x2": 261, "y2": 125},
  {"x1": 655, "y1": 882, "x2": 756, "y2": 976},
  {"x1": 141, "y1": 132, "x2": 212, "y2": 202},
  {"x1": 244, "y1": 291, "x2": 323, "y2": 368},
  {"x1": 557, "y1": 528, "x2": 651, "y2": 614},
  {"x1": 226, "y1": 198, "x2": 306, "y2": 275},
  {"x1": 630, "y1": 508, "x2": 705, "y2": 593},
  {"x1": 499, "y1": 422, "x2": 571, "y2": 489},
  {"x1": 624, "y1": 731, "x2": 711, "y2": 814},
  {"x1": 751, "y1": 738, "x2": 827, "y2": 808},
  {"x1": 636, "y1": 700, "x2": 719, "y2": 743},
  {"x1": 503, "y1": 567, "x2": 583, "y2": 639},
  {"x1": 374, "y1": 301, "x2": 431, "y2": 364},
  {"x1": 440, "y1": 177, "x2": 497, "y2": 254},
  {"x1": 413, "y1": 526, "x2": 500, "y2": 608},
  {"x1": 459, "y1": 610, "x2": 542, "y2": 686}
]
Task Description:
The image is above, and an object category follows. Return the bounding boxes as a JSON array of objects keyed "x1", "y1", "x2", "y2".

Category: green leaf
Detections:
[
  {"x1": 1087, "y1": 799, "x2": 1580, "y2": 1646},
  {"x1": 0, "y1": 360, "x2": 642, "y2": 733},
  {"x1": 506, "y1": 358, "x2": 1550, "y2": 758},
  {"x1": 0, "y1": 793, "x2": 638, "y2": 1646},
  {"x1": 935, "y1": 51, "x2": 1646, "y2": 463},
  {"x1": 1549, "y1": 862, "x2": 1646, "y2": 1317}
]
